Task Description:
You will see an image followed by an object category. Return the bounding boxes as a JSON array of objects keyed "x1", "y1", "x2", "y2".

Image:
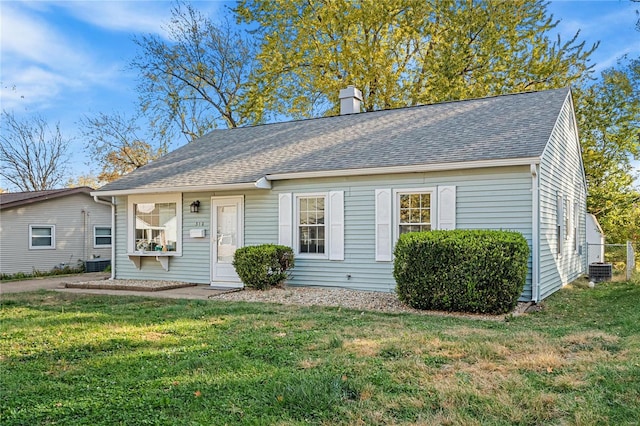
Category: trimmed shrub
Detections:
[
  {"x1": 233, "y1": 244, "x2": 294, "y2": 290},
  {"x1": 394, "y1": 230, "x2": 529, "y2": 314}
]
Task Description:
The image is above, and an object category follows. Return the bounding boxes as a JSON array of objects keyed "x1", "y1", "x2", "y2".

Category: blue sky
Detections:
[{"x1": 1, "y1": 0, "x2": 639, "y2": 186}]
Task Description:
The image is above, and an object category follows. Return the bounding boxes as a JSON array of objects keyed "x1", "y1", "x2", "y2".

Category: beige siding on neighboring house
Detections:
[{"x1": 0, "y1": 193, "x2": 112, "y2": 275}]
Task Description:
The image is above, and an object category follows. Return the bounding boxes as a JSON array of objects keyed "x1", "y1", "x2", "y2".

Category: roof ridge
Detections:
[
  {"x1": 96, "y1": 87, "x2": 571, "y2": 193},
  {"x1": 227, "y1": 87, "x2": 571, "y2": 131},
  {"x1": 0, "y1": 187, "x2": 94, "y2": 209}
]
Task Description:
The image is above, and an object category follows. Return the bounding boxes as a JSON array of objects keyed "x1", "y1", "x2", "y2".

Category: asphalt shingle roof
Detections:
[
  {"x1": 97, "y1": 88, "x2": 570, "y2": 192},
  {"x1": 0, "y1": 187, "x2": 94, "y2": 210}
]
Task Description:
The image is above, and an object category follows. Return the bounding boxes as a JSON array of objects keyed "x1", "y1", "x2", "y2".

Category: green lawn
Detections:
[{"x1": 1, "y1": 279, "x2": 639, "y2": 425}]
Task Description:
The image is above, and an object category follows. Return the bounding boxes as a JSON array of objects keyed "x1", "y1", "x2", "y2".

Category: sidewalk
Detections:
[{"x1": 0, "y1": 273, "x2": 227, "y2": 300}]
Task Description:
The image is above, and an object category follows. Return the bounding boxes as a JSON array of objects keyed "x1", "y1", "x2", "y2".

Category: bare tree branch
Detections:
[
  {"x1": 0, "y1": 110, "x2": 71, "y2": 191},
  {"x1": 131, "y1": 1, "x2": 260, "y2": 142},
  {"x1": 79, "y1": 111, "x2": 169, "y2": 183}
]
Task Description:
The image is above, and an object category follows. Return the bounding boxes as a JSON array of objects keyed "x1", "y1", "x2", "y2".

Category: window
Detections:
[
  {"x1": 574, "y1": 200, "x2": 580, "y2": 252},
  {"x1": 565, "y1": 198, "x2": 571, "y2": 240},
  {"x1": 94, "y1": 226, "x2": 112, "y2": 247},
  {"x1": 397, "y1": 192, "x2": 432, "y2": 235},
  {"x1": 556, "y1": 193, "x2": 563, "y2": 254},
  {"x1": 297, "y1": 195, "x2": 325, "y2": 255},
  {"x1": 280, "y1": 191, "x2": 343, "y2": 261},
  {"x1": 135, "y1": 203, "x2": 177, "y2": 252},
  {"x1": 128, "y1": 194, "x2": 181, "y2": 254},
  {"x1": 29, "y1": 225, "x2": 55, "y2": 249},
  {"x1": 376, "y1": 187, "x2": 452, "y2": 262}
]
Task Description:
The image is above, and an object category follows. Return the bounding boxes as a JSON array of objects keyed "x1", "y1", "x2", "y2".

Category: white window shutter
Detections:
[
  {"x1": 278, "y1": 193, "x2": 292, "y2": 247},
  {"x1": 328, "y1": 191, "x2": 344, "y2": 261},
  {"x1": 437, "y1": 186, "x2": 456, "y2": 230},
  {"x1": 375, "y1": 189, "x2": 392, "y2": 261}
]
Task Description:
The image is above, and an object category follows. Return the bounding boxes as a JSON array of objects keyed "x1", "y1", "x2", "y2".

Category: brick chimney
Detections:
[{"x1": 339, "y1": 85, "x2": 362, "y2": 115}]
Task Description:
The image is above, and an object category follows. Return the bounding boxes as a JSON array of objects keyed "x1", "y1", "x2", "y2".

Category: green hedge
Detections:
[
  {"x1": 393, "y1": 230, "x2": 529, "y2": 314},
  {"x1": 233, "y1": 244, "x2": 294, "y2": 290}
]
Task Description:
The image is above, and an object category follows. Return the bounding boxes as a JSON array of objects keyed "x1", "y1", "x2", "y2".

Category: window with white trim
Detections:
[
  {"x1": 29, "y1": 225, "x2": 55, "y2": 249},
  {"x1": 94, "y1": 226, "x2": 112, "y2": 248},
  {"x1": 556, "y1": 193, "x2": 563, "y2": 254},
  {"x1": 564, "y1": 198, "x2": 571, "y2": 240},
  {"x1": 128, "y1": 194, "x2": 181, "y2": 253},
  {"x1": 397, "y1": 192, "x2": 432, "y2": 235},
  {"x1": 279, "y1": 191, "x2": 343, "y2": 260},
  {"x1": 375, "y1": 186, "x2": 453, "y2": 262},
  {"x1": 574, "y1": 200, "x2": 580, "y2": 252},
  {"x1": 296, "y1": 195, "x2": 326, "y2": 255}
]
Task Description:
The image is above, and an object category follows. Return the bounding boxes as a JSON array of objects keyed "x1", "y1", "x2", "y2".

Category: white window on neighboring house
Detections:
[
  {"x1": 29, "y1": 225, "x2": 55, "y2": 249},
  {"x1": 94, "y1": 226, "x2": 112, "y2": 248},
  {"x1": 128, "y1": 194, "x2": 182, "y2": 254},
  {"x1": 278, "y1": 191, "x2": 344, "y2": 261}
]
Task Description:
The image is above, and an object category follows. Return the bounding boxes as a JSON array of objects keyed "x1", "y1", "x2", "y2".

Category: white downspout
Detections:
[
  {"x1": 531, "y1": 163, "x2": 540, "y2": 302},
  {"x1": 93, "y1": 195, "x2": 115, "y2": 280}
]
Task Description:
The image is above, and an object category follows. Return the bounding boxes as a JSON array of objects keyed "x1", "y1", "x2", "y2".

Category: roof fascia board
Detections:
[
  {"x1": 0, "y1": 187, "x2": 93, "y2": 210},
  {"x1": 91, "y1": 181, "x2": 270, "y2": 197},
  {"x1": 90, "y1": 158, "x2": 540, "y2": 196},
  {"x1": 539, "y1": 90, "x2": 588, "y2": 195},
  {"x1": 266, "y1": 157, "x2": 541, "y2": 181}
]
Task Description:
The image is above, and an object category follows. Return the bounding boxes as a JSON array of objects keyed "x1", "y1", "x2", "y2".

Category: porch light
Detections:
[{"x1": 190, "y1": 200, "x2": 200, "y2": 213}]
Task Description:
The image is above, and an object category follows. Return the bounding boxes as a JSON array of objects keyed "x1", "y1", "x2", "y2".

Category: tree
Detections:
[
  {"x1": 131, "y1": 1, "x2": 260, "y2": 142},
  {"x1": 66, "y1": 174, "x2": 102, "y2": 189},
  {"x1": 0, "y1": 111, "x2": 71, "y2": 192},
  {"x1": 80, "y1": 111, "x2": 168, "y2": 183},
  {"x1": 575, "y1": 57, "x2": 640, "y2": 243},
  {"x1": 235, "y1": 0, "x2": 597, "y2": 118}
]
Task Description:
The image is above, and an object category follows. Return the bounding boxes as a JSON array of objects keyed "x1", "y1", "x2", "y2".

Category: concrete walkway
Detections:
[{"x1": 0, "y1": 273, "x2": 228, "y2": 300}]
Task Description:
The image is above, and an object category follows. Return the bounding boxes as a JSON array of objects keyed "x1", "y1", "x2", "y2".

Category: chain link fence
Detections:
[{"x1": 587, "y1": 242, "x2": 638, "y2": 281}]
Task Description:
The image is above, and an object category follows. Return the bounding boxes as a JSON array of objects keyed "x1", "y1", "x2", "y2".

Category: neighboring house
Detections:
[
  {"x1": 586, "y1": 213, "x2": 605, "y2": 264},
  {"x1": 92, "y1": 87, "x2": 587, "y2": 302},
  {"x1": 0, "y1": 187, "x2": 112, "y2": 275}
]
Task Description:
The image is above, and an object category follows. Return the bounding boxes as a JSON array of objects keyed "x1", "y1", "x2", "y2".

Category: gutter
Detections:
[
  {"x1": 266, "y1": 157, "x2": 541, "y2": 181},
  {"x1": 91, "y1": 180, "x2": 271, "y2": 197},
  {"x1": 530, "y1": 164, "x2": 540, "y2": 302},
  {"x1": 90, "y1": 158, "x2": 541, "y2": 197},
  {"x1": 93, "y1": 195, "x2": 116, "y2": 280}
]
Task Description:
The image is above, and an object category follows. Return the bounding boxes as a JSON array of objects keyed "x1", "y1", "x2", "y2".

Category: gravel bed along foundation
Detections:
[
  {"x1": 64, "y1": 279, "x2": 528, "y2": 320},
  {"x1": 212, "y1": 286, "x2": 524, "y2": 320}
]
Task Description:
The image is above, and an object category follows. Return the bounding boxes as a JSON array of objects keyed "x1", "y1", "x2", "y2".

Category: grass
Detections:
[
  {"x1": 1, "y1": 278, "x2": 639, "y2": 425},
  {"x1": 0, "y1": 266, "x2": 86, "y2": 282}
]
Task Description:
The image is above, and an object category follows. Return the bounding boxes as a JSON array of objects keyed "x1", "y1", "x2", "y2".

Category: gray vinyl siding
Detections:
[
  {"x1": 538, "y1": 95, "x2": 587, "y2": 300},
  {"x1": 0, "y1": 194, "x2": 112, "y2": 275},
  {"x1": 114, "y1": 191, "x2": 278, "y2": 283},
  {"x1": 274, "y1": 167, "x2": 534, "y2": 298},
  {"x1": 112, "y1": 166, "x2": 534, "y2": 299}
]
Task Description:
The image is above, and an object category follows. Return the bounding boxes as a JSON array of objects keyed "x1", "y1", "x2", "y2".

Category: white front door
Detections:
[{"x1": 211, "y1": 196, "x2": 244, "y2": 287}]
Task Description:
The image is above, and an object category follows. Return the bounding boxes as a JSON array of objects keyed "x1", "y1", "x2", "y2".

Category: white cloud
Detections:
[
  {"x1": 549, "y1": 1, "x2": 640, "y2": 73},
  {"x1": 34, "y1": 1, "x2": 228, "y2": 39},
  {"x1": 0, "y1": 2, "x2": 124, "y2": 112},
  {"x1": 1, "y1": 3, "x2": 87, "y2": 71},
  {"x1": 48, "y1": 0, "x2": 174, "y2": 36}
]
